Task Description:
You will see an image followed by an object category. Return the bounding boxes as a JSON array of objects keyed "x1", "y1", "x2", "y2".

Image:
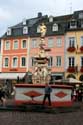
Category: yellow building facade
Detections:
[{"x1": 65, "y1": 30, "x2": 83, "y2": 81}]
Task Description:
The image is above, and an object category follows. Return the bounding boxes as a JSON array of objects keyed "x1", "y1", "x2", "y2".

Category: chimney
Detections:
[{"x1": 38, "y1": 12, "x2": 42, "y2": 18}]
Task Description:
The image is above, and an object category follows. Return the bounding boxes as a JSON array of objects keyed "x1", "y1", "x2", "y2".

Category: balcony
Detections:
[
  {"x1": 80, "y1": 66, "x2": 83, "y2": 72},
  {"x1": 67, "y1": 66, "x2": 77, "y2": 73},
  {"x1": 67, "y1": 46, "x2": 76, "y2": 52},
  {"x1": 80, "y1": 46, "x2": 83, "y2": 52}
]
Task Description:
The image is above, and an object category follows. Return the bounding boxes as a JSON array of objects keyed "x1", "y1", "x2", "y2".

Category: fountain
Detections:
[
  {"x1": 15, "y1": 23, "x2": 73, "y2": 107},
  {"x1": 32, "y1": 23, "x2": 51, "y2": 84}
]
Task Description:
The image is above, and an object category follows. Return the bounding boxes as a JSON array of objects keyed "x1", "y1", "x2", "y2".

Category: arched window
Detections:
[
  {"x1": 52, "y1": 23, "x2": 58, "y2": 31},
  {"x1": 23, "y1": 26, "x2": 28, "y2": 34},
  {"x1": 37, "y1": 25, "x2": 40, "y2": 33}
]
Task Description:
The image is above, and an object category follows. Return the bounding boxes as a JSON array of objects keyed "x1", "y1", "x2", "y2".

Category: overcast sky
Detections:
[{"x1": 0, "y1": 0, "x2": 83, "y2": 36}]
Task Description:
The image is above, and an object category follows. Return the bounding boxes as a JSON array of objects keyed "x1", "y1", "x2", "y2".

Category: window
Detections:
[
  {"x1": 4, "y1": 58, "x2": 9, "y2": 67},
  {"x1": 69, "y1": 37, "x2": 75, "y2": 47},
  {"x1": 23, "y1": 26, "x2": 28, "y2": 34},
  {"x1": 52, "y1": 23, "x2": 58, "y2": 31},
  {"x1": 31, "y1": 39, "x2": 37, "y2": 48},
  {"x1": 37, "y1": 25, "x2": 40, "y2": 33},
  {"x1": 12, "y1": 57, "x2": 18, "y2": 67},
  {"x1": 70, "y1": 21, "x2": 77, "y2": 29},
  {"x1": 80, "y1": 20, "x2": 83, "y2": 28},
  {"x1": 7, "y1": 28, "x2": 11, "y2": 36},
  {"x1": 22, "y1": 40, "x2": 26, "y2": 48},
  {"x1": 56, "y1": 37, "x2": 62, "y2": 47},
  {"x1": 48, "y1": 56, "x2": 53, "y2": 67},
  {"x1": 32, "y1": 57, "x2": 35, "y2": 66},
  {"x1": 48, "y1": 38, "x2": 54, "y2": 48},
  {"x1": 21, "y1": 57, "x2": 26, "y2": 67},
  {"x1": 13, "y1": 40, "x2": 18, "y2": 49},
  {"x1": 68, "y1": 57, "x2": 75, "y2": 67},
  {"x1": 49, "y1": 16, "x2": 53, "y2": 22},
  {"x1": 80, "y1": 36, "x2": 83, "y2": 46},
  {"x1": 5, "y1": 41, "x2": 10, "y2": 50},
  {"x1": 56, "y1": 56, "x2": 61, "y2": 67},
  {"x1": 79, "y1": 13, "x2": 83, "y2": 19},
  {"x1": 81, "y1": 57, "x2": 83, "y2": 67}
]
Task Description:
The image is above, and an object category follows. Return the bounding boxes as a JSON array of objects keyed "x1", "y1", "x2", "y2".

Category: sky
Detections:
[{"x1": 0, "y1": 0, "x2": 83, "y2": 36}]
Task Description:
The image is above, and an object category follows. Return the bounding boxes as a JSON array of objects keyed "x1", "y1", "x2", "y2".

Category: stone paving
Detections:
[
  {"x1": 0, "y1": 99, "x2": 83, "y2": 125},
  {"x1": 0, "y1": 109, "x2": 83, "y2": 125}
]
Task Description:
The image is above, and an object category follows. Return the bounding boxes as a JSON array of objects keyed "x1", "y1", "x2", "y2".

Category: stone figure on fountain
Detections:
[{"x1": 32, "y1": 23, "x2": 51, "y2": 84}]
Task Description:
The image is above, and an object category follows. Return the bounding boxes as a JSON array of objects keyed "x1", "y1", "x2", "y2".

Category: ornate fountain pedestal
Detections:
[{"x1": 15, "y1": 84, "x2": 73, "y2": 107}]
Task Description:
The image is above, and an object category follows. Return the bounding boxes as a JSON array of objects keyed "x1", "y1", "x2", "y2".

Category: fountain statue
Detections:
[{"x1": 32, "y1": 23, "x2": 51, "y2": 84}]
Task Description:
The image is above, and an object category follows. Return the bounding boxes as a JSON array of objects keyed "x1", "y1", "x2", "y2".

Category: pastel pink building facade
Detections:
[{"x1": 29, "y1": 35, "x2": 65, "y2": 82}]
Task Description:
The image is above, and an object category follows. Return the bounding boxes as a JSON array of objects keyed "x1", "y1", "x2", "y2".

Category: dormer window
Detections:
[
  {"x1": 23, "y1": 26, "x2": 28, "y2": 34},
  {"x1": 37, "y1": 25, "x2": 40, "y2": 33},
  {"x1": 70, "y1": 20, "x2": 77, "y2": 29},
  {"x1": 49, "y1": 16, "x2": 53, "y2": 22},
  {"x1": 52, "y1": 23, "x2": 58, "y2": 31},
  {"x1": 79, "y1": 12, "x2": 83, "y2": 19},
  {"x1": 80, "y1": 20, "x2": 83, "y2": 28},
  {"x1": 23, "y1": 18, "x2": 26, "y2": 25},
  {"x1": 7, "y1": 28, "x2": 11, "y2": 36}
]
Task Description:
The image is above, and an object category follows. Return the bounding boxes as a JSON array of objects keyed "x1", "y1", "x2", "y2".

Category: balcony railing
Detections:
[
  {"x1": 80, "y1": 46, "x2": 83, "y2": 52},
  {"x1": 67, "y1": 66, "x2": 77, "y2": 73},
  {"x1": 67, "y1": 66, "x2": 83, "y2": 73},
  {"x1": 67, "y1": 46, "x2": 76, "y2": 52},
  {"x1": 80, "y1": 66, "x2": 83, "y2": 72}
]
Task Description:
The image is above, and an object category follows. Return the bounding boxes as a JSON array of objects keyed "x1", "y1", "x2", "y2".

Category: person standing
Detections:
[{"x1": 42, "y1": 83, "x2": 52, "y2": 106}]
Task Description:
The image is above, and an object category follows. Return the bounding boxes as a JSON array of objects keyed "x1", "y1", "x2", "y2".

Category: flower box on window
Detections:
[
  {"x1": 67, "y1": 47, "x2": 76, "y2": 52},
  {"x1": 80, "y1": 67, "x2": 83, "y2": 72},
  {"x1": 67, "y1": 67, "x2": 76, "y2": 73},
  {"x1": 80, "y1": 46, "x2": 83, "y2": 52}
]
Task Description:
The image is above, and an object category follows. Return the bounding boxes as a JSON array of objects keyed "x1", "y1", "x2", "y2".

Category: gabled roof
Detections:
[{"x1": 1, "y1": 10, "x2": 83, "y2": 39}]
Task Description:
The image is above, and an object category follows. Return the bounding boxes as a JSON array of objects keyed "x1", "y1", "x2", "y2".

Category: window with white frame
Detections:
[
  {"x1": 68, "y1": 57, "x2": 75, "y2": 67},
  {"x1": 12, "y1": 57, "x2": 18, "y2": 67},
  {"x1": 7, "y1": 28, "x2": 11, "y2": 36},
  {"x1": 81, "y1": 57, "x2": 83, "y2": 67},
  {"x1": 5, "y1": 41, "x2": 10, "y2": 50},
  {"x1": 56, "y1": 56, "x2": 61, "y2": 67},
  {"x1": 23, "y1": 26, "x2": 28, "y2": 34},
  {"x1": 31, "y1": 39, "x2": 37, "y2": 48},
  {"x1": 37, "y1": 25, "x2": 40, "y2": 33},
  {"x1": 21, "y1": 57, "x2": 26, "y2": 67},
  {"x1": 52, "y1": 23, "x2": 58, "y2": 31},
  {"x1": 70, "y1": 21, "x2": 77, "y2": 29},
  {"x1": 4, "y1": 58, "x2": 9, "y2": 67},
  {"x1": 48, "y1": 38, "x2": 54, "y2": 48},
  {"x1": 48, "y1": 56, "x2": 53, "y2": 67},
  {"x1": 80, "y1": 36, "x2": 83, "y2": 46},
  {"x1": 13, "y1": 40, "x2": 18, "y2": 49},
  {"x1": 79, "y1": 13, "x2": 83, "y2": 19},
  {"x1": 49, "y1": 16, "x2": 53, "y2": 22},
  {"x1": 21, "y1": 40, "x2": 27, "y2": 48},
  {"x1": 56, "y1": 37, "x2": 62, "y2": 47},
  {"x1": 69, "y1": 37, "x2": 75, "y2": 47},
  {"x1": 80, "y1": 20, "x2": 83, "y2": 28}
]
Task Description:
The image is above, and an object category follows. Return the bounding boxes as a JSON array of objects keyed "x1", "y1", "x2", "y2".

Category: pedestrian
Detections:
[
  {"x1": 42, "y1": 83, "x2": 52, "y2": 106},
  {"x1": 0, "y1": 86, "x2": 6, "y2": 106}
]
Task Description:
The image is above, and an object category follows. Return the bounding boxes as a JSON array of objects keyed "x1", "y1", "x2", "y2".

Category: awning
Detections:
[
  {"x1": 0, "y1": 73, "x2": 25, "y2": 79},
  {"x1": 68, "y1": 78, "x2": 82, "y2": 83}
]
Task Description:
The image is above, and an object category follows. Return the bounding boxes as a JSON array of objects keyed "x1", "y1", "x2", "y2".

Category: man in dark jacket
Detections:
[{"x1": 42, "y1": 83, "x2": 52, "y2": 106}]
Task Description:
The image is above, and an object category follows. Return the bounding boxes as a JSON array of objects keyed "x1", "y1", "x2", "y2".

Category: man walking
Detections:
[{"x1": 43, "y1": 83, "x2": 52, "y2": 106}]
